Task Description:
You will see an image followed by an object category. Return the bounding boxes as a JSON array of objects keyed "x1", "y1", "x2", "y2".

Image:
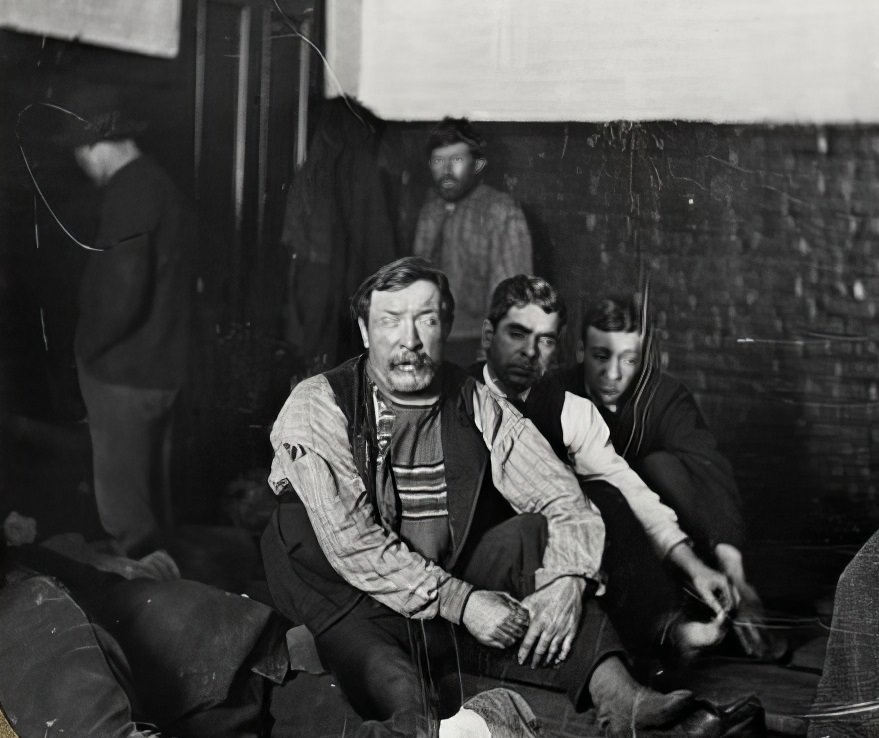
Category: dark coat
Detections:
[{"x1": 556, "y1": 363, "x2": 745, "y2": 553}]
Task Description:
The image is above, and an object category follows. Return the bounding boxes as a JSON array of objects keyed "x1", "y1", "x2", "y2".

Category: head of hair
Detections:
[
  {"x1": 50, "y1": 83, "x2": 148, "y2": 149},
  {"x1": 426, "y1": 117, "x2": 487, "y2": 159},
  {"x1": 581, "y1": 295, "x2": 643, "y2": 343},
  {"x1": 487, "y1": 275, "x2": 567, "y2": 329},
  {"x1": 350, "y1": 256, "x2": 455, "y2": 328}
]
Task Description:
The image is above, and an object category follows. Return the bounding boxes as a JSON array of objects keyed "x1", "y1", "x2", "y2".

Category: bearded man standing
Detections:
[{"x1": 413, "y1": 117, "x2": 532, "y2": 364}]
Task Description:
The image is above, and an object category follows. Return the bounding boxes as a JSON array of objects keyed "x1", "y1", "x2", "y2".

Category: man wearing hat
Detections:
[{"x1": 56, "y1": 84, "x2": 194, "y2": 574}]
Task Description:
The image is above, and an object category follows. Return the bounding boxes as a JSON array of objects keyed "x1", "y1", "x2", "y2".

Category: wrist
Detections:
[
  {"x1": 439, "y1": 578, "x2": 475, "y2": 624},
  {"x1": 541, "y1": 574, "x2": 589, "y2": 597}
]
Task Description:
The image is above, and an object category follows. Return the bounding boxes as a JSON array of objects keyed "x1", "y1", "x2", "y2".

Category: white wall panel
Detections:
[
  {"x1": 326, "y1": 0, "x2": 879, "y2": 122},
  {"x1": 0, "y1": 0, "x2": 181, "y2": 58}
]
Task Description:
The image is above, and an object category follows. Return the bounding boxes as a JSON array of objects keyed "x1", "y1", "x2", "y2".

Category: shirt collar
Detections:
[{"x1": 482, "y1": 363, "x2": 531, "y2": 402}]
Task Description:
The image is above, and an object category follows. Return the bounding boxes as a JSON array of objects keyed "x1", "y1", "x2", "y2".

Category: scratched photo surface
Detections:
[{"x1": 1, "y1": 2, "x2": 878, "y2": 737}]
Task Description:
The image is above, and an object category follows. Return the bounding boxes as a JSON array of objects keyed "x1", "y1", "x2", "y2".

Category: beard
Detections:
[
  {"x1": 385, "y1": 351, "x2": 438, "y2": 393},
  {"x1": 500, "y1": 362, "x2": 539, "y2": 395},
  {"x1": 434, "y1": 174, "x2": 476, "y2": 202}
]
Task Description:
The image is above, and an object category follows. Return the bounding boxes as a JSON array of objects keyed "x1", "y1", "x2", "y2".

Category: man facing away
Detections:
[
  {"x1": 555, "y1": 293, "x2": 769, "y2": 657},
  {"x1": 413, "y1": 117, "x2": 532, "y2": 364},
  {"x1": 54, "y1": 84, "x2": 193, "y2": 577},
  {"x1": 261, "y1": 257, "x2": 711, "y2": 738}
]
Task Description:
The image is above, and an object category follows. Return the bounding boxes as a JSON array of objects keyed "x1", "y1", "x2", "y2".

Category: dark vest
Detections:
[
  {"x1": 264, "y1": 355, "x2": 513, "y2": 635},
  {"x1": 468, "y1": 362, "x2": 568, "y2": 464},
  {"x1": 522, "y1": 376, "x2": 568, "y2": 463}
]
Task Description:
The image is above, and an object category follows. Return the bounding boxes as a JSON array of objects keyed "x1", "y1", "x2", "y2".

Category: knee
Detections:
[
  {"x1": 515, "y1": 512, "x2": 548, "y2": 540},
  {"x1": 638, "y1": 451, "x2": 679, "y2": 476},
  {"x1": 345, "y1": 645, "x2": 422, "y2": 720},
  {"x1": 582, "y1": 481, "x2": 629, "y2": 514}
]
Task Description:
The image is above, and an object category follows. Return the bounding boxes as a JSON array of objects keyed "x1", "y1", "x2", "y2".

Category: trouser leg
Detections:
[
  {"x1": 635, "y1": 451, "x2": 746, "y2": 559},
  {"x1": 455, "y1": 513, "x2": 627, "y2": 710},
  {"x1": 78, "y1": 365, "x2": 178, "y2": 557},
  {"x1": 582, "y1": 480, "x2": 682, "y2": 663},
  {"x1": 314, "y1": 597, "x2": 455, "y2": 737}
]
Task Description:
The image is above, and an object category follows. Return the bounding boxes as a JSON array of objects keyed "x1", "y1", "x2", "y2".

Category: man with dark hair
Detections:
[
  {"x1": 260, "y1": 257, "x2": 712, "y2": 738},
  {"x1": 555, "y1": 294, "x2": 767, "y2": 657},
  {"x1": 52, "y1": 84, "x2": 193, "y2": 575},
  {"x1": 479, "y1": 276, "x2": 747, "y2": 658},
  {"x1": 413, "y1": 117, "x2": 532, "y2": 364}
]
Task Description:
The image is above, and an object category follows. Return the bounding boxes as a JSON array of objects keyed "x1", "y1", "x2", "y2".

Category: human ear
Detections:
[
  {"x1": 474, "y1": 157, "x2": 487, "y2": 175},
  {"x1": 357, "y1": 317, "x2": 369, "y2": 349},
  {"x1": 481, "y1": 319, "x2": 494, "y2": 351}
]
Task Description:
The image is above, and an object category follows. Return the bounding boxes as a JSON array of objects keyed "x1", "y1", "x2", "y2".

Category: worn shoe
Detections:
[
  {"x1": 605, "y1": 695, "x2": 766, "y2": 738},
  {"x1": 598, "y1": 688, "x2": 695, "y2": 736}
]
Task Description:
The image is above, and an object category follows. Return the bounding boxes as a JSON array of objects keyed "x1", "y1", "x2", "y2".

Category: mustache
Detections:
[
  {"x1": 390, "y1": 352, "x2": 436, "y2": 370},
  {"x1": 507, "y1": 360, "x2": 537, "y2": 374}
]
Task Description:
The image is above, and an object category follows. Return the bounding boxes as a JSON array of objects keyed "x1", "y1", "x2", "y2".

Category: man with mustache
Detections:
[
  {"x1": 261, "y1": 258, "x2": 710, "y2": 737},
  {"x1": 413, "y1": 117, "x2": 532, "y2": 365}
]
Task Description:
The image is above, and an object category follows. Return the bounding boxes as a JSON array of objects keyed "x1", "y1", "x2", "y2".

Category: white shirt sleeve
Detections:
[{"x1": 560, "y1": 392, "x2": 689, "y2": 557}]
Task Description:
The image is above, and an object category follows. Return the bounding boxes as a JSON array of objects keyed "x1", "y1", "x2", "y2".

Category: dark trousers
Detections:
[
  {"x1": 306, "y1": 514, "x2": 624, "y2": 738},
  {"x1": 78, "y1": 362, "x2": 178, "y2": 557},
  {"x1": 634, "y1": 451, "x2": 746, "y2": 561},
  {"x1": 582, "y1": 480, "x2": 683, "y2": 668}
]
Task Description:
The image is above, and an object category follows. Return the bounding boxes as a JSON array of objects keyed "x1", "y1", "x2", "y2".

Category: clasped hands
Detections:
[{"x1": 461, "y1": 576, "x2": 585, "y2": 668}]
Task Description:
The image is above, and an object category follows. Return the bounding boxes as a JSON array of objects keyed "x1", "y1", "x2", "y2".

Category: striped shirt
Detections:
[
  {"x1": 268, "y1": 371, "x2": 605, "y2": 624},
  {"x1": 414, "y1": 183, "x2": 532, "y2": 340},
  {"x1": 374, "y1": 393, "x2": 450, "y2": 563}
]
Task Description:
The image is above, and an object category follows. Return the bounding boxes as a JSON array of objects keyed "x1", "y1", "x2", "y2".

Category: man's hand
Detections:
[
  {"x1": 462, "y1": 590, "x2": 530, "y2": 649},
  {"x1": 714, "y1": 543, "x2": 772, "y2": 658},
  {"x1": 517, "y1": 577, "x2": 585, "y2": 668},
  {"x1": 687, "y1": 562, "x2": 737, "y2": 617},
  {"x1": 730, "y1": 580, "x2": 770, "y2": 657},
  {"x1": 714, "y1": 543, "x2": 770, "y2": 658},
  {"x1": 667, "y1": 542, "x2": 735, "y2": 617}
]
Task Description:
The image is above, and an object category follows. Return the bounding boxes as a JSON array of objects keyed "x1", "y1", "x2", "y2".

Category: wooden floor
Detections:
[
  {"x1": 265, "y1": 640, "x2": 824, "y2": 737},
  {"x1": 2, "y1": 416, "x2": 856, "y2": 737},
  {"x1": 261, "y1": 580, "x2": 831, "y2": 737}
]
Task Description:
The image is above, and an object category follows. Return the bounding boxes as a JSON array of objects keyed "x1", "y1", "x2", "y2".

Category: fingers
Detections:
[
  {"x1": 556, "y1": 632, "x2": 574, "y2": 664},
  {"x1": 727, "y1": 579, "x2": 742, "y2": 610},
  {"x1": 544, "y1": 634, "x2": 564, "y2": 667},
  {"x1": 517, "y1": 621, "x2": 540, "y2": 665},
  {"x1": 518, "y1": 616, "x2": 576, "y2": 668},
  {"x1": 733, "y1": 623, "x2": 758, "y2": 657},
  {"x1": 530, "y1": 626, "x2": 555, "y2": 669},
  {"x1": 497, "y1": 614, "x2": 529, "y2": 645},
  {"x1": 696, "y1": 582, "x2": 725, "y2": 618},
  {"x1": 699, "y1": 574, "x2": 735, "y2": 617},
  {"x1": 733, "y1": 616, "x2": 767, "y2": 658}
]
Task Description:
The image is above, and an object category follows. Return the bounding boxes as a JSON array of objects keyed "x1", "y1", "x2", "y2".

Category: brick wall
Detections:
[{"x1": 388, "y1": 121, "x2": 879, "y2": 544}]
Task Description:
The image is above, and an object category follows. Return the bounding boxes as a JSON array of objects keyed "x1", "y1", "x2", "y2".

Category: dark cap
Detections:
[{"x1": 49, "y1": 83, "x2": 148, "y2": 149}]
